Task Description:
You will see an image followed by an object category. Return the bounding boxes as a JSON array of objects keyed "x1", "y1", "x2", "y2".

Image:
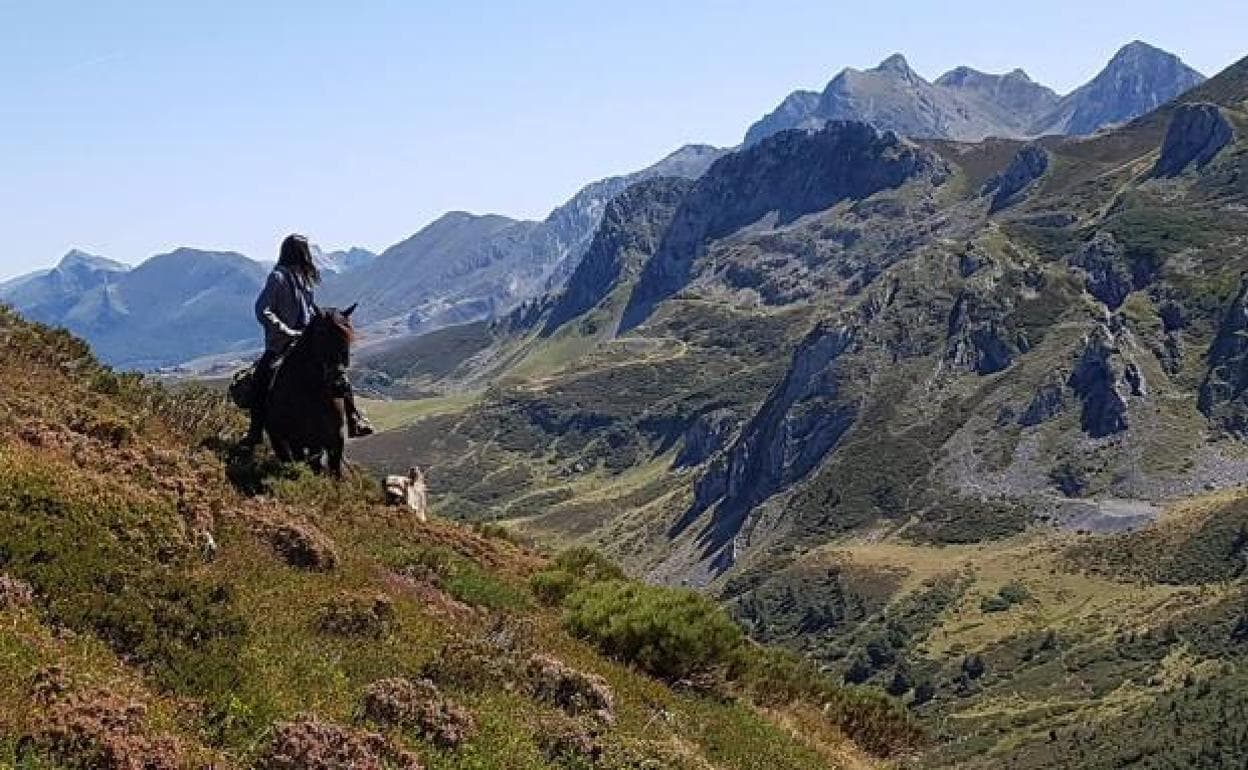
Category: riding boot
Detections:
[{"x1": 343, "y1": 383, "x2": 374, "y2": 438}]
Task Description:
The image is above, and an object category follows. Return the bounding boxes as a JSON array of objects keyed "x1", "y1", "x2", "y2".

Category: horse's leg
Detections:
[
  {"x1": 270, "y1": 432, "x2": 294, "y2": 463},
  {"x1": 324, "y1": 398, "x2": 349, "y2": 480},
  {"x1": 307, "y1": 449, "x2": 325, "y2": 475},
  {"x1": 327, "y1": 439, "x2": 345, "y2": 480}
]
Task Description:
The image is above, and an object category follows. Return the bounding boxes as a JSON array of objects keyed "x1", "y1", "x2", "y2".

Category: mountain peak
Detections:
[
  {"x1": 876, "y1": 53, "x2": 914, "y2": 76},
  {"x1": 56, "y1": 249, "x2": 127, "y2": 274},
  {"x1": 1115, "y1": 40, "x2": 1171, "y2": 59},
  {"x1": 1103, "y1": 40, "x2": 1197, "y2": 75}
]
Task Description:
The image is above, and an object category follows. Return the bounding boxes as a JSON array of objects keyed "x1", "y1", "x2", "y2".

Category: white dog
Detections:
[{"x1": 384, "y1": 466, "x2": 428, "y2": 522}]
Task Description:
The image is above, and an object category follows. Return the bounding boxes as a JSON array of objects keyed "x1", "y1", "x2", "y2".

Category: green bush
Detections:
[
  {"x1": 980, "y1": 595, "x2": 1012, "y2": 613},
  {"x1": 530, "y1": 569, "x2": 580, "y2": 606},
  {"x1": 981, "y1": 581, "x2": 1030, "y2": 613},
  {"x1": 552, "y1": 547, "x2": 626, "y2": 582},
  {"x1": 998, "y1": 581, "x2": 1030, "y2": 605},
  {"x1": 386, "y1": 544, "x2": 531, "y2": 612},
  {"x1": 531, "y1": 548, "x2": 626, "y2": 607},
  {"x1": 563, "y1": 580, "x2": 744, "y2": 681}
]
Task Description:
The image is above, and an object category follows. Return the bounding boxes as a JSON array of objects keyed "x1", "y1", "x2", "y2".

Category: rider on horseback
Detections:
[{"x1": 243, "y1": 233, "x2": 373, "y2": 447}]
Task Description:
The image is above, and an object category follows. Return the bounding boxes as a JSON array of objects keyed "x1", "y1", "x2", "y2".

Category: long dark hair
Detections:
[{"x1": 278, "y1": 233, "x2": 320, "y2": 286}]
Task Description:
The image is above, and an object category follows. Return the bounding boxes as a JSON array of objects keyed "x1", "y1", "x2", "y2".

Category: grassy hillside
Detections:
[{"x1": 0, "y1": 307, "x2": 930, "y2": 769}]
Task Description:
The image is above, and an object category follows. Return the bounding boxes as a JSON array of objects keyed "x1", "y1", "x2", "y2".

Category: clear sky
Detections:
[{"x1": 2, "y1": 1, "x2": 1245, "y2": 279}]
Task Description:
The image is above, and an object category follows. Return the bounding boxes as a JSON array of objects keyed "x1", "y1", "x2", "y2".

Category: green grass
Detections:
[{"x1": 361, "y1": 392, "x2": 482, "y2": 432}]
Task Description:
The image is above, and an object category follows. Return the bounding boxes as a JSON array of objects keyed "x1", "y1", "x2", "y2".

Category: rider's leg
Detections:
[
  {"x1": 243, "y1": 351, "x2": 277, "y2": 447},
  {"x1": 341, "y1": 375, "x2": 374, "y2": 438}
]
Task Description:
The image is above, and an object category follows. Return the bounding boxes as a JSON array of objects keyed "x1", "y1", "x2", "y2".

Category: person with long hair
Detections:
[{"x1": 243, "y1": 233, "x2": 373, "y2": 447}]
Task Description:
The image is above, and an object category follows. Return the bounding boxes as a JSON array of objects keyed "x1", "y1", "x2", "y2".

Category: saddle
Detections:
[{"x1": 228, "y1": 347, "x2": 292, "y2": 410}]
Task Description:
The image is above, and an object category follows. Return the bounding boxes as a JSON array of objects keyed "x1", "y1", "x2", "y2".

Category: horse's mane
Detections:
[{"x1": 324, "y1": 311, "x2": 354, "y2": 345}]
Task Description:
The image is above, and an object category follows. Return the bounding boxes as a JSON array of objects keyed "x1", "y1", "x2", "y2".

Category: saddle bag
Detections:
[{"x1": 228, "y1": 364, "x2": 258, "y2": 410}]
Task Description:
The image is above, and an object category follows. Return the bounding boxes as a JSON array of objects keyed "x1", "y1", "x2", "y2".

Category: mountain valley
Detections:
[{"x1": 344, "y1": 52, "x2": 1248, "y2": 767}]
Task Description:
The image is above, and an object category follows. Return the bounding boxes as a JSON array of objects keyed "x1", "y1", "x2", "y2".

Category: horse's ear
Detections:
[{"x1": 343, "y1": 303, "x2": 358, "y2": 318}]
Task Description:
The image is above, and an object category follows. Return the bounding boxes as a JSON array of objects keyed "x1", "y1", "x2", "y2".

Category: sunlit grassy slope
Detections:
[{"x1": 0, "y1": 307, "x2": 928, "y2": 769}]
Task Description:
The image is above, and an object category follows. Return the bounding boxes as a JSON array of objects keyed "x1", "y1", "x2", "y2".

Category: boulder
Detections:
[{"x1": 1152, "y1": 103, "x2": 1234, "y2": 178}]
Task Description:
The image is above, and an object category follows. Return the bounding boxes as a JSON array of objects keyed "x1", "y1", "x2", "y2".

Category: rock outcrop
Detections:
[
  {"x1": 1070, "y1": 231, "x2": 1133, "y2": 310},
  {"x1": 984, "y1": 145, "x2": 1049, "y2": 213},
  {"x1": 946, "y1": 290, "x2": 1017, "y2": 375},
  {"x1": 1019, "y1": 374, "x2": 1068, "y2": 427},
  {"x1": 1152, "y1": 102, "x2": 1235, "y2": 177},
  {"x1": 543, "y1": 177, "x2": 693, "y2": 334},
  {"x1": 677, "y1": 323, "x2": 858, "y2": 561},
  {"x1": 1068, "y1": 325, "x2": 1138, "y2": 437},
  {"x1": 673, "y1": 408, "x2": 739, "y2": 469},
  {"x1": 1199, "y1": 278, "x2": 1248, "y2": 434}
]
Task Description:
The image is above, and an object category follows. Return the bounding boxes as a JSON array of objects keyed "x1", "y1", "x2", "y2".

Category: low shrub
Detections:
[
  {"x1": 530, "y1": 569, "x2": 579, "y2": 606},
  {"x1": 21, "y1": 689, "x2": 186, "y2": 770},
  {"x1": 317, "y1": 593, "x2": 396, "y2": 639},
  {"x1": 391, "y1": 545, "x2": 531, "y2": 612},
  {"x1": 531, "y1": 547, "x2": 626, "y2": 607},
  {"x1": 419, "y1": 635, "x2": 524, "y2": 692},
  {"x1": 526, "y1": 654, "x2": 615, "y2": 723},
  {"x1": 552, "y1": 548, "x2": 626, "y2": 582},
  {"x1": 258, "y1": 714, "x2": 423, "y2": 770},
  {"x1": 359, "y1": 678, "x2": 477, "y2": 749},
  {"x1": 563, "y1": 580, "x2": 744, "y2": 681},
  {"x1": 981, "y1": 581, "x2": 1030, "y2": 613}
]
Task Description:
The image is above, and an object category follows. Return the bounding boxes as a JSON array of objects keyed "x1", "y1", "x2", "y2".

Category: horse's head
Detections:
[{"x1": 304, "y1": 304, "x2": 357, "y2": 368}]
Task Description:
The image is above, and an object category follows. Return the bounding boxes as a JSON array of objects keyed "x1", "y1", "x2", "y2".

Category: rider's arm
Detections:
[{"x1": 255, "y1": 271, "x2": 302, "y2": 343}]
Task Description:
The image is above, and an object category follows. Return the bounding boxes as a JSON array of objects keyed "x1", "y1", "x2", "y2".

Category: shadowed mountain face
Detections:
[
  {"x1": 745, "y1": 41, "x2": 1205, "y2": 145},
  {"x1": 620, "y1": 122, "x2": 948, "y2": 331},
  {"x1": 0, "y1": 248, "x2": 267, "y2": 369},
  {"x1": 543, "y1": 177, "x2": 695, "y2": 334}
]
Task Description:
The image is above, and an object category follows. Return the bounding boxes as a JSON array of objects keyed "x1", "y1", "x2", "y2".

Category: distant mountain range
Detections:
[
  {"x1": 318, "y1": 144, "x2": 726, "y2": 336},
  {"x1": 0, "y1": 41, "x2": 1209, "y2": 369},
  {"x1": 744, "y1": 41, "x2": 1205, "y2": 144}
]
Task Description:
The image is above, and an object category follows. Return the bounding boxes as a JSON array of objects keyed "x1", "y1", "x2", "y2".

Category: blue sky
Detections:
[{"x1": 1, "y1": 1, "x2": 1245, "y2": 279}]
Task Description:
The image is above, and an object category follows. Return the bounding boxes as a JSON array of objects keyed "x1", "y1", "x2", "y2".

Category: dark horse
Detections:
[{"x1": 264, "y1": 304, "x2": 358, "y2": 477}]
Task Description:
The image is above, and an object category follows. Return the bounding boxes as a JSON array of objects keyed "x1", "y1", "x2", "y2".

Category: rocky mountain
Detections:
[
  {"x1": 1, "y1": 248, "x2": 267, "y2": 369},
  {"x1": 745, "y1": 41, "x2": 1205, "y2": 145},
  {"x1": 321, "y1": 211, "x2": 536, "y2": 334},
  {"x1": 352, "y1": 52, "x2": 1248, "y2": 768},
  {"x1": 321, "y1": 144, "x2": 726, "y2": 335},
  {"x1": 1038, "y1": 40, "x2": 1207, "y2": 135},
  {"x1": 0, "y1": 250, "x2": 129, "y2": 326},
  {"x1": 313, "y1": 245, "x2": 376, "y2": 275}
]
